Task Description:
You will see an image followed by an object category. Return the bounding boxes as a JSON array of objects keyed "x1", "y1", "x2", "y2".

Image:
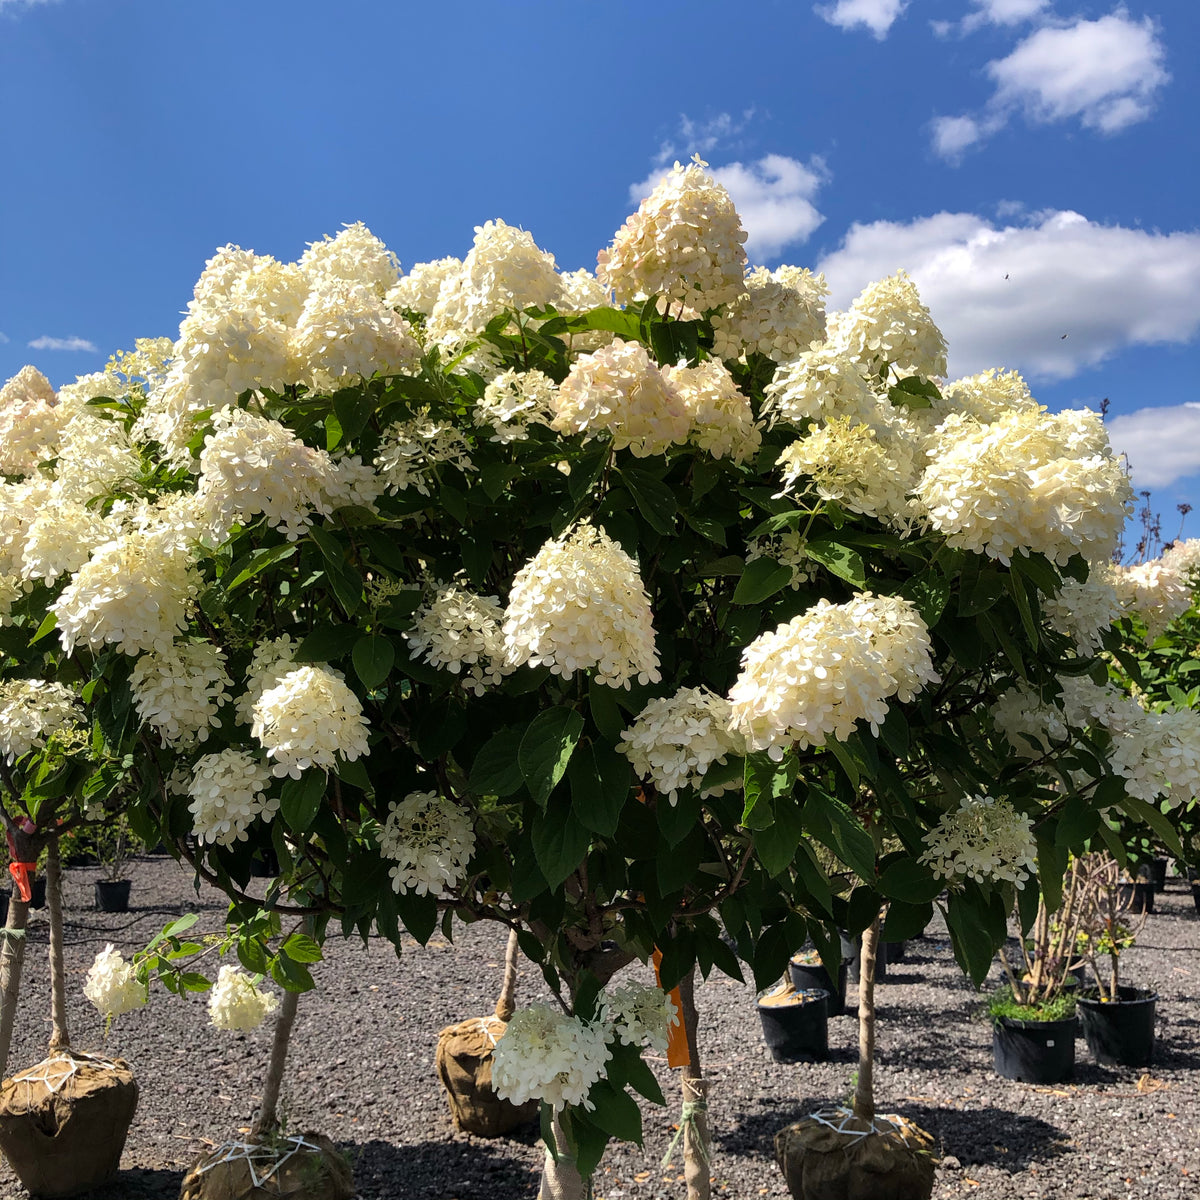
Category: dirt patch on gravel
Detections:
[{"x1": 1, "y1": 856, "x2": 1197, "y2": 1199}]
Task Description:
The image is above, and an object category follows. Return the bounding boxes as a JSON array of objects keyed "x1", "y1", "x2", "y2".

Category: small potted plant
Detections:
[
  {"x1": 1074, "y1": 853, "x2": 1156, "y2": 1067},
  {"x1": 789, "y1": 948, "x2": 849, "y2": 1016},
  {"x1": 91, "y1": 815, "x2": 136, "y2": 913},
  {"x1": 990, "y1": 866, "x2": 1089, "y2": 1084}
]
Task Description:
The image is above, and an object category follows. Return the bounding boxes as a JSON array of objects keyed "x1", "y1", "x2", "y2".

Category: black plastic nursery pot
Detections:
[
  {"x1": 757, "y1": 986, "x2": 830, "y2": 1063},
  {"x1": 993, "y1": 1016, "x2": 1076, "y2": 1083},
  {"x1": 1077, "y1": 987, "x2": 1157, "y2": 1068},
  {"x1": 788, "y1": 955, "x2": 849, "y2": 1017},
  {"x1": 28, "y1": 877, "x2": 46, "y2": 910},
  {"x1": 1192, "y1": 884, "x2": 1200, "y2": 916},
  {"x1": 1148, "y1": 857, "x2": 1168, "y2": 893},
  {"x1": 94, "y1": 879, "x2": 131, "y2": 913},
  {"x1": 841, "y1": 933, "x2": 890, "y2": 983},
  {"x1": 1118, "y1": 881, "x2": 1155, "y2": 914}
]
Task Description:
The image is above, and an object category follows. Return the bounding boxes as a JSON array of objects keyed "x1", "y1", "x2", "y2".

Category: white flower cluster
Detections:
[
  {"x1": 763, "y1": 344, "x2": 881, "y2": 429},
  {"x1": 428, "y1": 219, "x2": 561, "y2": 338},
  {"x1": 386, "y1": 256, "x2": 463, "y2": 316},
  {"x1": 728, "y1": 594, "x2": 938, "y2": 760},
  {"x1": 298, "y1": 222, "x2": 401, "y2": 295},
  {"x1": 990, "y1": 683, "x2": 1069, "y2": 757},
  {"x1": 130, "y1": 641, "x2": 232, "y2": 747},
  {"x1": 598, "y1": 982, "x2": 678, "y2": 1053},
  {"x1": 0, "y1": 679, "x2": 82, "y2": 763},
  {"x1": 831, "y1": 272, "x2": 947, "y2": 379},
  {"x1": 711, "y1": 265, "x2": 827, "y2": 363},
  {"x1": 1163, "y1": 538, "x2": 1200, "y2": 582},
  {"x1": 917, "y1": 407, "x2": 1132, "y2": 565},
  {"x1": 406, "y1": 586, "x2": 510, "y2": 695},
  {"x1": 551, "y1": 339, "x2": 689, "y2": 458},
  {"x1": 375, "y1": 789, "x2": 477, "y2": 896},
  {"x1": 491, "y1": 1003, "x2": 613, "y2": 1112},
  {"x1": 0, "y1": 365, "x2": 64, "y2": 476},
  {"x1": 1111, "y1": 557, "x2": 1193, "y2": 635},
  {"x1": 83, "y1": 945, "x2": 146, "y2": 1020},
  {"x1": 197, "y1": 407, "x2": 350, "y2": 542},
  {"x1": 619, "y1": 686, "x2": 744, "y2": 803},
  {"x1": 208, "y1": 964, "x2": 279, "y2": 1032},
  {"x1": 919, "y1": 794, "x2": 1036, "y2": 888},
  {"x1": 745, "y1": 529, "x2": 820, "y2": 590},
  {"x1": 777, "y1": 413, "x2": 919, "y2": 529},
  {"x1": 1107, "y1": 706, "x2": 1200, "y2": 808},
  {"x1": 598, "y1": 157, "x2": 748, "y2": 310},
  {"x1": 1043, "y1": 564, "x2": 1123, "y2": 654},
  {"x1": 251, "y1": 664, "x2": 370, "y2": 779},
  {"x1": 53, "y1": 527, "x2": 201, "y2": 657},
  {"x1": 935, "y1": 369, "x2": 1039, "y2": 425},
  {"x1": 503, "y1": 522, "x2": 661, "y2": 689},
  {"x1": 187, "y1": 748, "x2": 277, "y2": 845},
  {"x1": 235, "y1": 634, "x2": 299, "y2": 724},
  {"x1": 475, "y1": 368, "x2": 557, "y2": 443},
  {"x1": 375, "y1": 410, "x2": 476, "y2": 496},
  {"x1": 663, "y1": 359, "x2": 761, "y2": 463},
  {"x1": 18, "y1": 499, "x2": 110, "y2": 585}
]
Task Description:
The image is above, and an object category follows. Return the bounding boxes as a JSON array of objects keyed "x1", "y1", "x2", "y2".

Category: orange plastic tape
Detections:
[
  {"x1": 8, "y1": 862, "x2": 36, "y2": 904},
  {"x1": 652, "y1": 948, "x2": 690, "y2": 1068}
]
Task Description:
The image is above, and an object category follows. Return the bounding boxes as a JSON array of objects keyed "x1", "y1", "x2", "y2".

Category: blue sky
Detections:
[{"x1": 2, "y1": 0, "x2": 1198, "y2": 542}]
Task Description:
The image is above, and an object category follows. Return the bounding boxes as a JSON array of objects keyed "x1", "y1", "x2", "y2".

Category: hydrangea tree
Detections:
[{"x1": 4, "y1": 158, "x2": 1189, "y2": 1198}]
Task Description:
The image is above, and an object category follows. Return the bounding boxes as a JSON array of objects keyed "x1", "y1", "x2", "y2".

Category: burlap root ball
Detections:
[
  {"x1": 0, "y1": 1050, "x2": 139, "y2": 1199},
  {"x1": 436, "y1": 1015, "x2": 539, "y2": 1137},
  {"x1": 774, "y1": 1110, "x2": 937, "y2": 1200},
  {"x1": 179, "y1": 1131, "x2": 353, "y2": 1200}
]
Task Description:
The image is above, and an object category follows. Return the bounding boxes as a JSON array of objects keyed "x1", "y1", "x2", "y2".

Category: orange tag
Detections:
[
  {"x1": 8, "y1": 862, "x2": 36, "y2": 904},
  {"x1": 652, "y1": 948, "x2": 690, "y2": 1068}
]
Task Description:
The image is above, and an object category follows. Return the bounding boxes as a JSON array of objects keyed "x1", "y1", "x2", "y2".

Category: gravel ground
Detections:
[{"x1": 1, "y1": 856, "x2": 1198, "y2": 1200}]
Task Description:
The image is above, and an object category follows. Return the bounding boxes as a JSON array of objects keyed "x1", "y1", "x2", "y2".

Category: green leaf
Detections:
[
  {"x1": 223, "y1": 543, "x2": 296, "y2": 593},
  {"x1": 586, "y1": 1079, "x2": 643, "y2": 1145},
  {"x1": 279, "y1": 771, "x2": 326, "y2": 833},
  {"x1": 519, "y1": 708, "x2": 585, "y2": 807},
  {"x1": 569, "y1": 743, "x2": 631, "y2": 837},
  {"x1": 1036, "y1": 829, "x2": 1067, "y2": 914},
  {"x1": 621, "y1": 468, "x2": 677, "y2": 535},
  {"x1": 1054, "y1": 794, "x2": 1100, "y2": 851},
  {"x1": 877, "y1": 858, "x2": 943, "y2": 904},
  {"x1": 531, "y1": 802, "x2": 591, "y2": 889},
  {"x1": 309, "y1": 526, "x2": 363, "y2": 615},
  {"x1": 30, "y1": 610, "x2": 57, "y2": 645},
  {"x1": 804, "y1": 789, "x2": 876, "y2": 882},
  {"x1": 805, "y1": 539, "x2": 867, "y2": 587},
  {"x1": 270, "y1": 955, "x2": 316, "y2": 993},
  {"x1": 352, "y1": 635, "x2": 395, "y2": 689},
  {"x1": 294, "y1": 623, "x2": 362, "y2": 663},
  {"x1": 881, "y1": 900, "x2": 933, "y2": 941},
  {"x1": 732, "y1": 556, "x2": 792, "y2": 605},
  {"x1": 470, "y1": 729, "x2": 525, "y2": 797},
  {"x1": 793, "y1": 841, "x2": 834, "y2": 918},
  {"x1": 333, "y1": 388, "x2": 376, "y2": 443},
  {"x1": 588, "y1": 676, "x2": 626, "y2": 743},
  {"x1": 611, "y1": 1042, "x2": 666, "y2": 1105},
  {"x1": 742, "y1": 752, "x2": 797, "y2": 830},
  {"x1": 658, "y1": 826, "x2": 706, "y2": 896},
  {"x1": 1118, "y1": 792, "x2": 1186, "y2": 860},
  {"x1": 755, "y1": 792, "x2": 804, "y2": 877},
  {"x1": 178, "y1": 972, "x2": 212, "y2": 993},
  {"x1": 281, "y1": 932, "x2": 324, "y2": 964},
  {"x1": 900, "y1": 571, "x2": 952, "y2": 628},
  {"x1": 162, "y1": 914, "x2": 200, "y2": 939}
]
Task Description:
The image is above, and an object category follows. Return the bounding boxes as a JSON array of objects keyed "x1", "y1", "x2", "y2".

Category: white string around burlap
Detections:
[
  {"x1": 11, "y1": 1051, "x2": 121, "y2": 1101},
  {"x1": 196, "y1": 1135, "x2": 325, "y2": 1188},
  {"x1": 807, "y1": 1106, "x2": 916, "y2": 1145},
  {"x1": 474, "y1": 1016, "x2": 502, "y2": 1047}
]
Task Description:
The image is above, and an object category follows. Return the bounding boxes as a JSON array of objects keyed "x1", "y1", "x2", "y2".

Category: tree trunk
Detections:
[
  {"x1": 852, "y1": 917, "x2": 879, "y2": 1125},
  {"x1": 251, "y1": 987, "x2": 300, "y2": 1138},
  {"x1": 676, "y1": 967, "x2": 711, "y2": 1200},
  {"x1": 537, "y1": 1110, "x2": 592, "y2": 1200},
  {"x1": 46, "y1": 835, "x2": 70, "y2": 1053},
  {"x1": 494, "y1": 928, "x2": 520, "y2": 1022},
  {"x1": 0, "y1": 893, "x2": 30, "y2": 1078}
]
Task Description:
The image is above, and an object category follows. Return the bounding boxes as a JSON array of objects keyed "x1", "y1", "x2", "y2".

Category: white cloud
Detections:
[
  {"x1": 944, "y1": 0, "x2": 1049, "y2": 35},
  {"x1": 0, "y1": 332, "x2": 9, "y2": 344},
  {"x1": 815, "y1": 0, "x2": 906, "y2": 39},
  {"x1": 653, "y1": 111, "x2": 754, "y2": 167},
  {"x1": 0, "y1": 0, "x2": 59, "y2": 10},
  {"x1": 817, "y1": 209, "x2": 1200, "y2": 380},
  {"x1": 1108, "y1": 404, "x2": 1200, "y2": 489},
  {"x1": 933, "y1": 11, "x2": 1170, "y2": 159},
  {"x1": 28, "y1": 335, "x2": 98, "y2": 352},
  {"x1": 628, "y1": 154, "x2": 829, "y2": 262}
]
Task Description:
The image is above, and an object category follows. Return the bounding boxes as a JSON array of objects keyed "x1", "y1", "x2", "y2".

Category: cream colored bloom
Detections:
[
  {"x1": 620, "y1": 686, "x2": 744, "y2": 803},
  {"x1": 599, "y1": 982, "x2": 678, "y2": 1053},
  {"x1": 1111, "y1": 557, "x2": 1193, "y2": 634},
  {"x1": 188, "y1": 748, "x2": 277, "y2": 845},
  {"x1": 551, "y1": 339, "x2": 689, "y2": 457},
  {"x1": 763, "y1": 344, "x2": 882, "y2": 429},
  {"x1": 712, "y1": 265, "x2": 827, "y2": 362},
  {"x1": 476, "y1": 368, "x2": 557, "y2": 443},
  {"x1": 831, "y1": 272, "x2": 947, "y2": 379},
  {"x1": 728, "y1": 593, "x2": 938, "y2": 759},
  {"x1": 376, "y1": 790, "x2": 477, "y2": 896},
  {"x1": 131, "y1": 641, "x2": 232, "y2": 748},
  {"x1": 375, "y1": 410, "x2": 475, "y2": 495},
  {"x1": 83, "y1": 945, "x2": 146, "y2": 1020},
  {"x1": 920, "y1": 795, "x2": 1036, "y2": 888},
  {"x1": 209, "y1": 965, "x2": 279, "y2": 1032},
  {"x1": 0, "y1": 365, "x2": 64, "y2": 475},
  {"x1": 251, "y1": 664, "x2": 370, "y2": 778},
  {"x1": 406, "y1": 586, "x2": 510, "y2": 695},
  {"x1": 664, "y1": 359, "x2": 761, "y2": 463},
  {"x1": 492, "y1": 1004, "x2": 612, "y2": 1112},
  {"x1": 598, "y1": 158, "x2": 748, "y2": 310},
  {"x1": 298, "y1": 221, "x2": 401, "y2": 295},
  {"x1": 386, "y1": 256, "x2": 463, "y2": 316},
  {"x1": 0, "y1": 680, "x2": 81, "y2": 763},
  {"x1": 503, "y1": 522, "x2": 661, "y2": 689}
]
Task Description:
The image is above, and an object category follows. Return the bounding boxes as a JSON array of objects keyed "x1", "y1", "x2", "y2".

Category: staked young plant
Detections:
[{"x1": 3, "y1": 160, "x2": 1200, "y2": 1193}]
